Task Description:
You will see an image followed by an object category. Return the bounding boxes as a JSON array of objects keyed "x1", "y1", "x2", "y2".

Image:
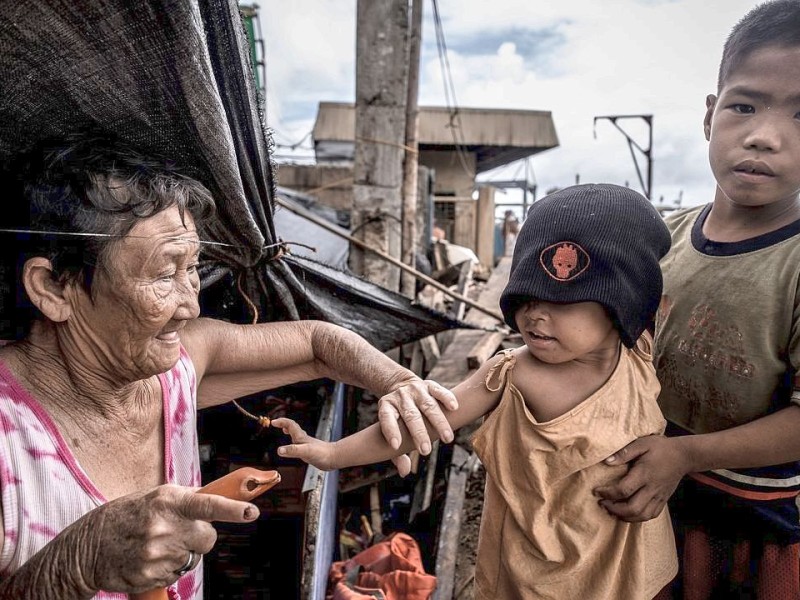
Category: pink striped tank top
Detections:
[{"x1": 0, "y1": 346, "x2": 202, "y2": 599}]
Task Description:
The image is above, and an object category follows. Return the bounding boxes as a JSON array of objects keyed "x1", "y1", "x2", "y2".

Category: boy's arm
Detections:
[
  {"x1": 594, "y1": 405, "x2": 800, "y2": 522},
  {"x1": 274, "y1": 353, "x2": 508, "y2": 470}
]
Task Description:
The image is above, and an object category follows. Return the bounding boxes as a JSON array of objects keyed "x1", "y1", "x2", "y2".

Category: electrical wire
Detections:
[
  {"x1": 430, "y1": 0, "x2": 474, "y2": 179},
  {"x1": 270, "y1": 128, "x2": 313, "y2": 150}
]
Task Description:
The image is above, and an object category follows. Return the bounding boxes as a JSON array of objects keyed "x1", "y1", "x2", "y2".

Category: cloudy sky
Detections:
[{"x1": 260, "y1": 0, "x2": 763, "y2": 212}]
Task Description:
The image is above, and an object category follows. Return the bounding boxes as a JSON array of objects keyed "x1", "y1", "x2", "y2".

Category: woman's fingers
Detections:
[
  {"x1": 422, "y1": 380, "x2": 455, "y2": 443},
  {"x1": 176, "y1": 489, "x2": 259, "y2": 524},
  {"x1": 426, "y1": 379, "x2": 458, "y2": 411},
  {"x1": 377, "y1": 397, "x2": 405, "y2": 451},
  {"x1": 378, "y1": 379, "x2": 456, "y2": 454}
]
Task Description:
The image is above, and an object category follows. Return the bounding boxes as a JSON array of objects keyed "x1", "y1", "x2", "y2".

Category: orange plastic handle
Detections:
[
  {"x1": 198, "y1": 466, "x2": 281, "y2": 499},
  {"x1": 129, "y1": 467, "x2": 281, "y2": 600}
]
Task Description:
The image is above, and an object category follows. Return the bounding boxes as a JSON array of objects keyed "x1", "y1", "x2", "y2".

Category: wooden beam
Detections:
[
  {"x1": 449, "y1": 259, "x2": 474, "y2": 321},
  {"x1": 338, "y1": 466, "x2": 399, "y2": 494},
  {"x1": 432, "y1": 444, "x2": 471, "y2": 600},
  {"x1": 467, "y1": 330, "x2": 506, "y2": 369},
  {"x1": 400, "y1": 0, "x2": 423, "y2": 299},
  {"x1": 475, "y1": 186, "x2": 496, "y2": 268},
  {"x1": 409, "y1": 440, "x2": 440, "y2": 522},
  {"x1": 426, "y1": 257, "x2": 512, "y2": 388},
  {"x1": 369, "y1": 484, "x2": 383, "y2": 537},
  {"x1": 419, "y1": 335, "x2": 440, "y2": 365}
]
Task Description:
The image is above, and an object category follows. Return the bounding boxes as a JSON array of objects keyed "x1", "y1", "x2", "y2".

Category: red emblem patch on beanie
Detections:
[{"x1": 540, "y1": 242, "x2": 590, "y2": 281}]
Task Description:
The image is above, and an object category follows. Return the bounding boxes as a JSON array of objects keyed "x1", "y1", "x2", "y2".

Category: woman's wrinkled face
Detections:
[{"x1": 70, "y1": 205, "x2": 201, "y2": 381}]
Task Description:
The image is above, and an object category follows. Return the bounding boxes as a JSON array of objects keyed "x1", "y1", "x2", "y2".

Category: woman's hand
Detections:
[
  {"x1": 273, "y1": 417, "x2": 337, "y2": 471},
  {"x1": 593, "y1": 435, "x2": 691, "y2": 522},
  {"x1": 70, "y1": 484, "x2": 258, "y2": 594},
  {"x1": 378, "y1": 379, "x2": 458, "y2": 455}
]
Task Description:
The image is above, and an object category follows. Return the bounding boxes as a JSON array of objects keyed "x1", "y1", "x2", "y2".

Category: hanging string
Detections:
[
  {"x1": 229, "y1": 270, "x2": 273, "y2": 429},
  {"x1": 231, "y1": 397, "x2": 272, "y2": 429},
  {"x1": 0, "y1": 228, "x2": 317, "y2": 256},
  {"x1": 0, "y1": 228, "x2": 315, "y2": 429},
  {"x1": 236, "y1": 270, "x2": 260, "y2": 324}
]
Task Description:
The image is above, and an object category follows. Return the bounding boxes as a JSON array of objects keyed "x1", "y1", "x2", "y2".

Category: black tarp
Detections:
[{"x1": 0, "y1": 0, "x2": 474, "y2": 350}]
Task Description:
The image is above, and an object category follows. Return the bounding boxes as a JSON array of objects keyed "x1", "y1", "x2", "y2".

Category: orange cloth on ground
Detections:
[
  {"x1": 471, "y1": 334, "x2": 678, "y2": 599},
  {"x1": 327, "y1": 532, "x2": 437, "y2": 600}
]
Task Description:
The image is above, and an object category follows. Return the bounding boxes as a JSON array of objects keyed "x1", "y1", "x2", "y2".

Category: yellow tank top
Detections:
[{"x1": 471, "y1": 334, "x2": 677, "y2": 599}]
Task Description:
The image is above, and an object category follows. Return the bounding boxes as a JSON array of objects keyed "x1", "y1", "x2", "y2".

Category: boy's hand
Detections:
[
  {"x1": 594, "y1": 435, "x2": 690, "y2": 522},
  {"x1": 273, "y1": 418, "x2": 337, "y2": 471},
  {"x1": 378, "y1": 379, "x2": 458, "y2": 455}
]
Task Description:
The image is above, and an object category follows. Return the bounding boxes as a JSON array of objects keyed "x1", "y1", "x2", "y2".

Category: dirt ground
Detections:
[{"x1": 451, "y1": 460, "x2": 485, "y2": 600}]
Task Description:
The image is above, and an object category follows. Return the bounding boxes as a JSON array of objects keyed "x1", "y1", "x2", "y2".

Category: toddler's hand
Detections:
[{"x1": 272, "y1": 417, "x2": 336, "y2": 471}]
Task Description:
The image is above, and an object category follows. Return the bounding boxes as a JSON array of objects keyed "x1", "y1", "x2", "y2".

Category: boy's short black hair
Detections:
[{"x1": 718, "y1": 0, "x2": 800, "y2": 89}]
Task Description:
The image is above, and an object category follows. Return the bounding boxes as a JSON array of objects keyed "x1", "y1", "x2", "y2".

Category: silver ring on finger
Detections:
[{"x1": 174, "y1": 550, "x2": 198, "y2": 577}]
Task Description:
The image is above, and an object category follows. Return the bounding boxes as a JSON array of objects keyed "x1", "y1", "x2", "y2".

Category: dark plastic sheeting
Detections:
[{"x1": 0, "y1": 0, "x2": 473, "y2": 349}]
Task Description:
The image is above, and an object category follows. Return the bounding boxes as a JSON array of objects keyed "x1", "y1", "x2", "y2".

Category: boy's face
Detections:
[
  {"x1": 514, "y1": 299, "x2": 619, "y2": 364},
  {"x1": 704, "y1": 45, "x2": 800, "y2": 209}
]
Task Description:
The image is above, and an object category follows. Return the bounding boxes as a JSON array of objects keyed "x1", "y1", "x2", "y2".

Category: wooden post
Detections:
[
  {"x1": 400, "y1": 0, "x2": 423, "y2": 299},
  {"x1": 432, "y1": 444, "x2": 471, "y2": 600},
  {"x1": 351, "y1": 0, "x2": 410, "y2": 291},
  {"x1": 369, "y1": 483, "x2": 383, "y2": 537},
  {"x1": 476, "y1": 186, "x2": 496, "y2": 269},
  {"x1": 417, "y1": 165, "x2": 433, "y2": 259}
]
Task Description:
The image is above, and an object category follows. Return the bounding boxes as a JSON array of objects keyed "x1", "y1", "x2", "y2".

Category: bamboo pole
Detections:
[{"x1": 399, "y1": 0, "x2": 423, "y2": 299}]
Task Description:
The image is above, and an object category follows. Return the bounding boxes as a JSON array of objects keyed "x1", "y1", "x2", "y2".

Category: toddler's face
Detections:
[
  {"x1": 514, "y1": 299, "x2": 619, "y2": 364},
  {"x1": 705, "y1": 44, "x2": 800, "y2": 209}
]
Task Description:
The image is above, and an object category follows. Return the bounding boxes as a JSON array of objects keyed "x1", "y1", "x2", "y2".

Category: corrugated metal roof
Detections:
[{"x1": 312, "y1": 102, "x2": 559, "y2": 172}]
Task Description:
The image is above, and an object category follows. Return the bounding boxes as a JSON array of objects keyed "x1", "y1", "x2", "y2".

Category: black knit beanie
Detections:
[{"x1": 499, "y1": 183, "x2": 671, "y2": 348}]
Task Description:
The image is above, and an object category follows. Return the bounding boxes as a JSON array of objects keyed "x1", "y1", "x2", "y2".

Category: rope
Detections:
[
  {"x1": 355, "y1": 135, "x2": 419, "y2": 155},
  {"x1": 230, "y1": 271, "x2": 272, "y2": 428}
]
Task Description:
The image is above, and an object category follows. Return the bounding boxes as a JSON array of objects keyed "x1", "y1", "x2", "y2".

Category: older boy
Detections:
[{"x1": 595, "y1": 1, "x2": 800, "y2": 597}]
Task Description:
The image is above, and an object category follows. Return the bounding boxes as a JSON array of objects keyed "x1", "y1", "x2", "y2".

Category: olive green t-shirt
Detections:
[{"x1": 654, "y1": 204, "x2": 800, "y2": 434}]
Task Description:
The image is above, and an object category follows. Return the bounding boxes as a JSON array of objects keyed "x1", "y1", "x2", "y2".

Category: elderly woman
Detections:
[{"x1": 0, "y1": 136, "x2": 456, "y2": 599}]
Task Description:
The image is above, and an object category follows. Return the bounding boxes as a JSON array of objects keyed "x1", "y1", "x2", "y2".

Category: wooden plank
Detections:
[
  {"x1": 463, "y1": 257, "x2": 511, "y2": 328},
  {"x1": 467, "y1": 331, "x2": 506, "y2": 369},
  {"x1": 432, "y1": 444, "x2": 470, "y2": 600},
  {"x1": 419, "y1": 335, "x2": 440, "y2": 364},
  {"x1": 369, "y1": 484, "x2": 383, "y2": 537},
  {"x1": 427, "y1": 259, "x2": 511, "y2": 595},
  {"x1": 453, "y1": 199, "x2": 476, "y2": 250},
  {"x1": 475, "y1": 186, "x2": 496, "y2": 269},
  {"x1": 409, "y1": 341, "x2": 424, "y2": 375},
  {"x1": 425, "y1": 330, "x2": 485, "y2": 388},
  {"x1": 426, "y1": 257, "x2": 512, "y2": 389},
  {"x1": 409, "y1": 440, "x2": 440, "y2": 522},
  {"x1": 449, "y1": 259, "x2": 473, "y2": 321},
  {"x1": 338, "y1": 465, "x2": 399, "y2": 494}
]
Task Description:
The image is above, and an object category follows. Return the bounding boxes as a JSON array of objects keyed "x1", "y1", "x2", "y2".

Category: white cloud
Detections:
[{"x1": 260, "y1": 0, "x2": 763, "y2": 205}]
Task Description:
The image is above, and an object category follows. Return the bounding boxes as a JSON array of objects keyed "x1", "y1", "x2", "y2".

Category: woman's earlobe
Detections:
[{"x1": 22, "y1": 258, "x2": 72, "y2": 322}]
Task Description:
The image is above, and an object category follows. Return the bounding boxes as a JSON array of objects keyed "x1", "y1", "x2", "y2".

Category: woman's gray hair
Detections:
[
  {"x1": 15, "y1": 131, "x2": 216, "y2": 283},
  {"x1": 2, "y1": 131, "x2": 216, "y2": 336}
]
